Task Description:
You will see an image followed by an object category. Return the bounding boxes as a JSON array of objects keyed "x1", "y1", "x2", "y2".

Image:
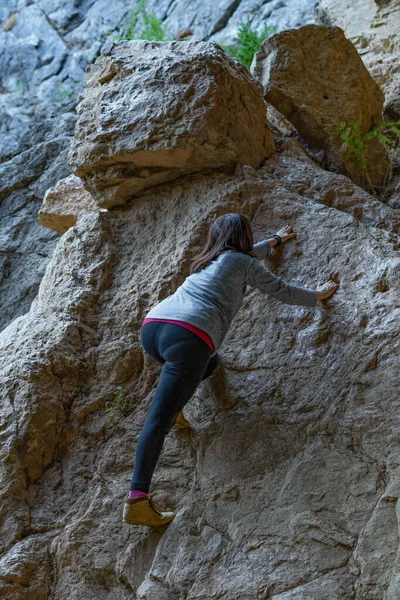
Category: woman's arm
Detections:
[
  {"x1": 253, "y1": 239, "x2": 272, "y2": 260},
  {"x1": 253, "y1": 235, "x2": 284, "y2": 260},
  {"x1": 246, "y1": 257, "x2": 318, "y2": 307},
  {"x1": 252, "y1": 226, "x2": 339, "y2": 303}
]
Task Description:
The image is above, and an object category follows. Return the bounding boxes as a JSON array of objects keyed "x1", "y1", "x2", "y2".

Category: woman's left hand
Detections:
[{"x1": 275, "y1": 224, "x2": 297, "y2": 244}]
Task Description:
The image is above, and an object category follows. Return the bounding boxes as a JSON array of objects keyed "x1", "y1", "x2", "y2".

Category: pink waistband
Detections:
[{"x1": 142, "y1": 318, "x2": 215, "y2": 351}]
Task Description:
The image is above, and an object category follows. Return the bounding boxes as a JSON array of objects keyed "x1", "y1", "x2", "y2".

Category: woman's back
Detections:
[{"x1": 144, "y1": 250, "x2": 250, "y2": 351}]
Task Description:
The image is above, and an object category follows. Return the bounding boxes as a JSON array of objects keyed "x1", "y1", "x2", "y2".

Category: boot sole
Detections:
[{"x1": 122, "y1": 516, "x2": 175, "y2": 527}]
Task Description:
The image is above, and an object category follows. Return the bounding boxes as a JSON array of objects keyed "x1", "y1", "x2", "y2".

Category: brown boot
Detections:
[
  {"x1": 122, "y1": 492, "x2": 175, "y2": 527},
  {"x1": 171, "y1": 410, "x2": 191, "y2": 430}
]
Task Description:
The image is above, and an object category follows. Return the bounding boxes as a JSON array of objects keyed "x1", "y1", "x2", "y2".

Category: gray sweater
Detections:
[{"x1": 144, "y1": 239, "x2": 318, "y2": 353}]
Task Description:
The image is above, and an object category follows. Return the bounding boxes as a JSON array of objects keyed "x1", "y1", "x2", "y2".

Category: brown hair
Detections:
[{"x1": 189, "y1": 213, "x2": 256, "y2": 274}]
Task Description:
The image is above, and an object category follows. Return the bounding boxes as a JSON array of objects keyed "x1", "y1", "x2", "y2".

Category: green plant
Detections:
[
  {"x1": 366, "y1": 119, "x2": 400, "y2": 147},
  {"x1": 338, "y1": 116, "x2": 400, "y2": 199},
  {"x1": 121, "y1": 0, "x2": 174, "y2": 41},
  {"x1": 15, "y1": 79, "x2": 23, "y2": 94},
  {"x1": 106, "y1": 386, "x2": 138, "y2": 425},
  {"x1": 218, "y1": 16, "x2": 276, "y2": 70},
  {"x1": 337, "y1": 119, "x2": 365, "y2": 171},
  {"x1": 55, "y1": 80, "x2": 77, "y2": 102}
]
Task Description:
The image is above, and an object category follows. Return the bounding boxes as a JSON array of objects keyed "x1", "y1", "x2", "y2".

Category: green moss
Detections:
[
  {"x1": 55, "y1": 80, "x2": 77, "y2": 102},
  {"x1": 15, "y1": 79, "x2": 23, "y2": 94}
]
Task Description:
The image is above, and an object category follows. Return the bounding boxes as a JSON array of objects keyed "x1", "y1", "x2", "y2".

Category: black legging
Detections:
[{"x1": 130, "y1": 321, "x2": 219, "y2": 492}]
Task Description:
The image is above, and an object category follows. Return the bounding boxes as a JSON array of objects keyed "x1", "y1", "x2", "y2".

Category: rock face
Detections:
[
  {"x1": 263, "y1": 138, "x2": 400, "y2": 233},
  {"x1": 1, "y1": 150, "x2": 400, "y2": 599},
  {"x1": 68, "y1": 40, "x2": 275, "y2": 208},
  {"x1": 1, "y1": 35, "x2": 400, "y2": 600},
  {"x1": 315, "y1": 0, "x2": 400, "y2": 120},
  {"x1": 0, "y1": 111, "x2": 76, "y2": 333},
  {"x1": 251, "y1": 25, "x2": 389, "y2": 190}
]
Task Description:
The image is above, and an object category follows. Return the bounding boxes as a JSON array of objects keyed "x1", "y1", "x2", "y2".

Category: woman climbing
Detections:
[{"x1": 122, "y1": 213, "x2": 339, "y2": 528}]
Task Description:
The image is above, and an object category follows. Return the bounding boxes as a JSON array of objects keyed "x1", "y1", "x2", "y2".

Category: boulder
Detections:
[
  {"x1": 251, "y1": 25, "x2": 389, "y2": 189},
  {"x1": 39, "y1": 175, "x2": 99, "y2": 234},
  {"x1": 316, "y1": 0, "x2": 400, "y2": 120},
  {"x1": 68, "y1": 40, "x2": 275, "y2": 208}
]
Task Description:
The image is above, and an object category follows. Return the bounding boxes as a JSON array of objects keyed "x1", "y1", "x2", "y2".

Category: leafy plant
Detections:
[
  {"x1": 218, "y1": 16, "x2": 276, "y2": 70},
  {"x1": 106, "y1": 386, "x2": 138, "y2": 425},
  {"x1": 337, "y1": 119, "x2": 365, "y2": 171},
  {"x1": 366, "y1": 120, "x2": 400, "y2": 147},
  {"x1": 121, "y1": 0, "x2": 174, "y2": 41},
  {"x1": 338, "y1": 116, "x2": 400, "y2": 199},
  {"x1": 55, "y1": 80, "x2": 77, "y2": 103}
]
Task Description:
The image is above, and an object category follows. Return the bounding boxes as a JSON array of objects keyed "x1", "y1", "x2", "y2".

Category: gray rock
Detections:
[
  {"x1": 262, "y1": 138, "x2": 400, "y2": 232},
  {"x1": 0, "y1": 112, "x2": 76, "y2": 332},
  {"x1": 382, "y1": 85, "x2": 400, "y2": 122},
  {"x1": 3, "y1": 2, "x2": 400, "y2": 597},
  {"x1": 0, "y1": 0, "x2": 319, "y2": 160},
  {"x1": 0, "y1": 0, "x2": 319, "y2": 330},
  {"x1": 316, "y1": 0, "x2": 400, "y2": 122}
]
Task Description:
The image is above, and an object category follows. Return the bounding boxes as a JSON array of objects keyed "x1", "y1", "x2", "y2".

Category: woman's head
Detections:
[{"x1": 189, "y1": 213, "x2": 255, "y2": 274}]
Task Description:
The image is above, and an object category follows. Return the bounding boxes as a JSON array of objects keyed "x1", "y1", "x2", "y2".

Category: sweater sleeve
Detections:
[
  {"x1": 253, "y1": 239, "x2": 272, "y2": 260},
  {"x1": 246, "y1": 257, "x2": 318, "y2": 307}
]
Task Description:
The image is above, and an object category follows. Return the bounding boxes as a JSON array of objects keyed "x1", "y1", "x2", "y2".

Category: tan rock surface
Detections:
[
  {"x1": 316, "y1": 0, "x2": 400, "y2": 120},
  {"x1": 263, "y1": 138, "x2": 400, "y2": 233},
  {"x1": 39, "y1": 174, "x2": 99, "y2": 234},
  {"x1": 68, "y1": 40, "x2": 275, "y2": 208},
  {"x1": 251, "y1": 25, "x2": 389, "y2": 190}
]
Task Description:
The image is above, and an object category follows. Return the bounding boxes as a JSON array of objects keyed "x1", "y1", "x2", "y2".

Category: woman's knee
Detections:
[{"x1": 141, "y1": 415, "x2": 168, "y2": 440}]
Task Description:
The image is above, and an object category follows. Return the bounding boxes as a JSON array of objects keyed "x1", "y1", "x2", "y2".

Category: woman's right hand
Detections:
[{"x1": 315, "y1": 280, "x2": 339, "y2": 300}]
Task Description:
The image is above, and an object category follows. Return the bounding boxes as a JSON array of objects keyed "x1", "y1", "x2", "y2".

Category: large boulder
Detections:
[
  {"x1": 315, "y1": 0, "x2": 400, "y2": 121},
  {"x1": 251, "y1": 25, "x2": 389, "y2": 189},
  {"x1": 0, "y1": 0, "x2": 318, "y2": 162},
  {"x1": 68, "y1": 40, "x2": 275, "y2": 208}
]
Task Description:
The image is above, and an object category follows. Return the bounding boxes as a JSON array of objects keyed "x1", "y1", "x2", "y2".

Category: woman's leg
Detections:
[
  {"x1": 131, "y1": 322, "x2": 212, "y2": 493},
  {"x1": 201, "y1": 352, "x2": 219, "y2": 380}
]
